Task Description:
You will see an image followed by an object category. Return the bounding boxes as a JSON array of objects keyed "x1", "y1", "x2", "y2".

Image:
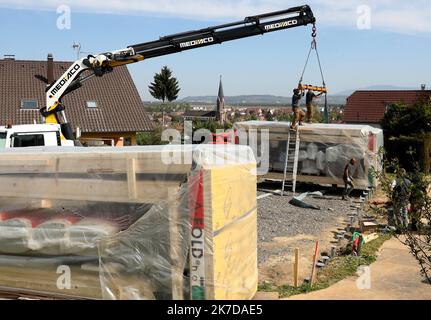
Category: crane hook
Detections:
[{"x1": 311, "y1": 23, "x2": 317, "y2": 49}]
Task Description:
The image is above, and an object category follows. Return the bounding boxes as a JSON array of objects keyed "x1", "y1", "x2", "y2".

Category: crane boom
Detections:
[
  {"x1": 130, "y1": 6, "x2": 315, "y2": 58},
  {"x1": 41, "y1": 5, "x2": 315, "y2": 141}
]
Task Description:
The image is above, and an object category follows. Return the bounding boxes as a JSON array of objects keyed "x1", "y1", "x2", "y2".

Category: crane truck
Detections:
[{"x1": 2, "y1": 5, "x2": 316, "y2": 148}]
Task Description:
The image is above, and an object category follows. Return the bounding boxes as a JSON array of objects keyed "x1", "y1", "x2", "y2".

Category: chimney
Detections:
[
  {"x1": 421, "y1": 84, "x2": 426, "y2": 91},
  {"x1": 47, "y1": 53, "x2": 54, "y2": 84}
]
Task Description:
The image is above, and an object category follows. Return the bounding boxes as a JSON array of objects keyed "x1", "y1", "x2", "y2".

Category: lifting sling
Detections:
[{"x1": 298, "y1": 23, "x2": 328, "y2": 123}]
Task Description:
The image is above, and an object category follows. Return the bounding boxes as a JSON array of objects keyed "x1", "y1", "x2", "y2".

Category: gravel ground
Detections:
[{"x1": 257, "y1": 186, "x2": 360, "y2": 266}]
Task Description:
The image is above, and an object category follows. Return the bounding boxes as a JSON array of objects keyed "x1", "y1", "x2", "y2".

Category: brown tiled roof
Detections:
[
  {"x1": 0, "y1": 58, "x2": 154, "y2": 132},
  {"x1": 343, "y1": 90, "x2": 431, "y2": 124}
]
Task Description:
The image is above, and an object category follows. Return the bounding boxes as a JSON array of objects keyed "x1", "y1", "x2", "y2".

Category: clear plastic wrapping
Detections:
[
  {"x1": 0, "y1": 144, "x2": 257, "y2": 300},
  {"x1": 234, "y1": 121, "x2": 384, "y2": 189}
]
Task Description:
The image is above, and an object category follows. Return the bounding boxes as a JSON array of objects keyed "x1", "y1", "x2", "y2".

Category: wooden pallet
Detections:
[
  {"x1": 261, "y1": 171, "x2": 370, "y2": 189},
  {"x1": 0, "y1": 148, "x2": 189, "y2": 299},
  {"x1": 235, "y1": 122, "x2": 381, "y2": 189}
]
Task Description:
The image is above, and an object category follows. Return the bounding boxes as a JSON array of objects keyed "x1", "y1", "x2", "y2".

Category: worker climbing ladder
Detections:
[{"x1": 281, "y1": 128, "x2": 300, "y2": 195}]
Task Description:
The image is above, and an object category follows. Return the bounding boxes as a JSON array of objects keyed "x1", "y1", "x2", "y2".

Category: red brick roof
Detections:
[
  {"x1": 0, "y1": 59, "x2": 154, "y2": 133},
  {"x1": 343, "y1": 90, "x2": 431, "y2": 124}
]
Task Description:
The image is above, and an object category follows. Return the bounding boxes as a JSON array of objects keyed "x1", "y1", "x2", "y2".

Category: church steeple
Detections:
[{"x1": 217, "y1": 75, "x2": 225, "y2": 123}]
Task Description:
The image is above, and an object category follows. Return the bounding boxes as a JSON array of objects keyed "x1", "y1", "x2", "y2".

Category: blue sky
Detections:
[{"x1": 0, "y1": 1, "x2": 430, "y2": 100}]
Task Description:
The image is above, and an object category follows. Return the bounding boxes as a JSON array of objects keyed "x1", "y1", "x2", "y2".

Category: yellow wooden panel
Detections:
[
  {"x1": 211, "y1": 211, "x2": 258, "y2": 300},
  {"x1": 202, "y1": 162, "x2": 258, "y2": 300},
  {"x1": 206, "y1": 163, "x2": 256, "y2": 232}
]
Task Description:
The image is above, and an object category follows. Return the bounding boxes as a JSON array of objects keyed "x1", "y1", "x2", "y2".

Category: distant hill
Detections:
[
  {"x1": 179, "y1": 95, "x2": 289, "y2": 105},
  {"x1": 179, "y1": 94, "x2": 347, "y2": 105},
  {"x1": 147, "y1": 86, "x2": 427, "y2": 106}
]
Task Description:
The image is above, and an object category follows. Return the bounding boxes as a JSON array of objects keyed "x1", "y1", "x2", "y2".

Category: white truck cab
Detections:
[{"x1": 0, "y1": 124, "x2": 75, "y2": 148}]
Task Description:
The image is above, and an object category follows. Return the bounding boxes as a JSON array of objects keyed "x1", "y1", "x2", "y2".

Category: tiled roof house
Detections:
[
  {"x1": 343, "y1": 90, "x2": 431, "y2": 127},
  {"x1": 0, "y1": 55, "x2": 153, "y2": 146}
]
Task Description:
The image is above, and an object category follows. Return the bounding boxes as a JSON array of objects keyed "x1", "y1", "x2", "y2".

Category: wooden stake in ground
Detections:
[
  {"x1": 310, "y1": 241, "x2": 319, "y2": 286},
  {"x1": 293, "y1": 248, "x2": 300, "y2": 287}
]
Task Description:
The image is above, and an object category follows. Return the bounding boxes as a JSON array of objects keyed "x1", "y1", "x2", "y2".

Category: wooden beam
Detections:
[
  {"x1": 293, "y1": 248, "x2": 299, "y2": 287},
  {"x1": 261, "y1": 172, "x2": 370, "y2": 189},
  {"x1": 0, "y1": 176, "x2": 179, "y2": 203},
  {"x1": 310, "y1": 241, "x2": 319, "y2": 286},
  {"x1": 127, "y1": 158, "x2": 137, "y2": 200}
]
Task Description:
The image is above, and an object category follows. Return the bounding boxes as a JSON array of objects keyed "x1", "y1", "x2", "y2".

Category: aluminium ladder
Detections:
[{"x1": 281, "y1": 128, "x2": 300, "y2": 195}]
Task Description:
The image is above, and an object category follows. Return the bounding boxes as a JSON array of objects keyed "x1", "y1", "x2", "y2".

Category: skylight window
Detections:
[
  {"x1": 21, "y1": 99, "x2": 38, "y2": 110},
  {"x1": 86, "y1": 101, "x2": 98, "y2": 108}
]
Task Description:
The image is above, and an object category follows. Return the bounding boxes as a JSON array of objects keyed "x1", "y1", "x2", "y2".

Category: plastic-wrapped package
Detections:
[
  {"x1": 270, "y1": 141, "x2": 279, "y2": 149},
  {"x1": 325, "y1": 144, "x2": 365, "y2": 179},
  {"x1": 0, "y1": 218, "x2": 33, "y2": 254},
  {"x1": 301, "y1": 159, "x2": 320, "y2": 175},
  {"x1": 31, "y1": 216, "x2": 81, "y2": 255},
  {"x1": 0, "y1": 212, "x2": 8, "y2": 221},
  {"x1": 234, "y1": 121, "x2": 383, "y2": 189},
  {"x1": 298, "y1": 150, "x2": 308, "y2": 162},
  {"x1": 306, "y1": 143, "x2": 318, "y2": 160},
  {"x1": 316, "y1": 151, "x2": 326, "y2": 172},
  {"x1": 0, "y1": 144, "x2": 257, "y2": 300},
  {"x1": 67, "y1": 218, "x2": 120, "y2": 256},
  {"x1": 0, "y1": 210, "x2": 54, "y2": 254}
]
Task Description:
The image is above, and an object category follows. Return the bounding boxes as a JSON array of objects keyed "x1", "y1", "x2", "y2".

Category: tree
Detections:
[
  {"x1": 381, "y1": 99, "x2": 431, "y2": 138},
  {"x1": 265, "y1": 110, "x2": 274, "y2": 121},
  {"x1": 380, "y1": 99, "x2": 431, "y2": 171},
  {"x1": 137, "y1": 125, "x2": 168, "y2": 146},
  {"x1": 372, "y1": 154, "x2": 431, "y2": 284},
  {"x1": 193, "y1": 120, "x2": 232, "y2": 133},
  {"x1": 329, "y1": 106, "x2": 343, "y2": 122},
  {"x1": 148, "y1": 66, "x2": 180, "y2": 103},
  {"x1": 276, "y1": 113, "x2": 293, "y2": 122},
  {"x1": 245, "y1": 114, "x2": 258, "y2": 121}
]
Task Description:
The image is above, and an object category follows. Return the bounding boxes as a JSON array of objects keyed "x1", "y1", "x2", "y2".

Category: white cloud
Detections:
[
  {"x1": 313, "y1": 0, "x2": 431, "y2": 34},
  {"x1": 0, "y1": 0, "x2": 430, "y2": 34}
]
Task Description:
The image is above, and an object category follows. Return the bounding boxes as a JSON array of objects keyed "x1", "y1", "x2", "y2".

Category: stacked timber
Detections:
[
  {"x1": 234, "y1": 121, "x2": 384, "y2": 189},
  {"x1": 0, "y1": 145, "x2": 257, "y2": 300}
]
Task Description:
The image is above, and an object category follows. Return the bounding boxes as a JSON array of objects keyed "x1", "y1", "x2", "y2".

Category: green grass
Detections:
[{"x1": 258, "y1": 233, "x2": 393, "y2": 298}]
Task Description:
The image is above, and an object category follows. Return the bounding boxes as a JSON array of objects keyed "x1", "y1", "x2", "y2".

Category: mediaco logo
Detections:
[
  {"x1": 264, "y1": 20, "x2": 298, "y2": 31},
  {"x1": 180, "y1": 37, "x2": 214, "y2": 48},
  {"x1": 50, "y1": 64, "x2": 81, "y2": 96},
  {"x1": 160, "y1": 121, "x2": 270, "y2": 176},
  {"x1": 357, "y1": 5, "x2": 372, "y2": 30}
]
